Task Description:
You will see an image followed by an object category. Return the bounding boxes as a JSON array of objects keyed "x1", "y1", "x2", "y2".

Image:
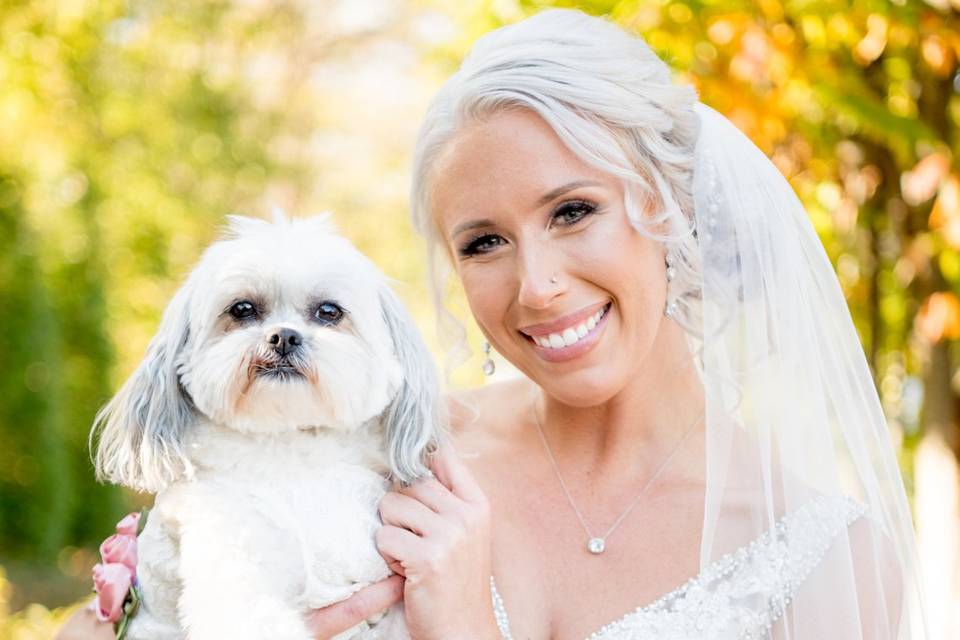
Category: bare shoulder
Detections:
[{"x1": 442, "y1": 376, "x2": 535, "y2": 454}]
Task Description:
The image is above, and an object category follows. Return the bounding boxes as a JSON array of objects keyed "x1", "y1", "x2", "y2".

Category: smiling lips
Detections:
[{"x1": 518, "y1": 301, "x2": 612, "y2": 361}]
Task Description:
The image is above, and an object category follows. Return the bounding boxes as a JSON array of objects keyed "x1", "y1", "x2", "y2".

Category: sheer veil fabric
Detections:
[{"x1": 690, "y1": 101, "x2": 927, "y2": 638}]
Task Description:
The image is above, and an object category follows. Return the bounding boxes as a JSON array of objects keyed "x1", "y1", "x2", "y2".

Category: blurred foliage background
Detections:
[{"x1": 0, "y1": 0, "x2": 958, "y2": 637}]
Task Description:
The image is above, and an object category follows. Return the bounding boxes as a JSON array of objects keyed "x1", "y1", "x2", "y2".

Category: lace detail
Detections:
[{"x1": 489, "y1": 494, "x2": 867, "y2": 640}]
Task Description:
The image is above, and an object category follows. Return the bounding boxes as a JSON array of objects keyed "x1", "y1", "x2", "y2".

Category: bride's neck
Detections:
[{"x1": 534, "y1": 321, "x2": 704, "y2": 482}]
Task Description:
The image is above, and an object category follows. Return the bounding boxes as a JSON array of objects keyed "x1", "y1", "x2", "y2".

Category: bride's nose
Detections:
[{"x1": 516, "y1": 244, "x2": 565, "y2": 309}]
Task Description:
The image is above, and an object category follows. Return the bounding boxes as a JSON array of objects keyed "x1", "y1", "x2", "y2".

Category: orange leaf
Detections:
[
  {"x1": 916, "y1": 291, "x2": 960, "y2": 343},
  {"x1": 903, "y1": 152, "x2": 951, "y2": 206},
  {"x1": 930, "y1": 175, "x2": 960, "y2": 247}
]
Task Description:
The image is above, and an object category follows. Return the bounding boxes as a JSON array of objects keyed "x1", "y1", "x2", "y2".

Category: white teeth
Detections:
[{"x1": 532, "y1": 304, "x2": 608, "y2": 349}]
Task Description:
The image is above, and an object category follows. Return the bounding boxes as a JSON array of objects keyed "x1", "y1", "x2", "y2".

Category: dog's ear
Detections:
[
  {"x1": 91, "y1": 277, "x2": 196, "y2": 493},
  {"x1": 378, "y1": 284, "x2": 445, "y2": 483}
]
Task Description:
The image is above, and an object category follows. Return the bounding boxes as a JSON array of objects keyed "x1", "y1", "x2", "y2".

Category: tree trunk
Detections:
[{"x1": 915, "y1": 337, "x2": 960, "y2": 639}]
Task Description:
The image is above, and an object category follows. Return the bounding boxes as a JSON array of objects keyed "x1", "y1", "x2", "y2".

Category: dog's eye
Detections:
[
  {"x1": 313, "y1": 301, "x2": 343, "y2": 325},
  {"x1": 229, "y1": 300, "x2": 257, "y2": 320}
]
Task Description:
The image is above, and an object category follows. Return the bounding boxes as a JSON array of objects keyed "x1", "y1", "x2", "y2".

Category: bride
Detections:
[{"x1": 59, "y1": 8, "x2": 927, "y2": 640}]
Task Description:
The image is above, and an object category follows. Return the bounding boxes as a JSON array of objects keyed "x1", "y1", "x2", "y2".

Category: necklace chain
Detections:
[{"x1": 531, "y1": 391, "x2": 704, "y2": 554}]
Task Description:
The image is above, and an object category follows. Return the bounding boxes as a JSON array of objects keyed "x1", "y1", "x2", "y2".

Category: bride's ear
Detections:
[{"x1": 377, "y1": 284, "x2": 445, "y2": 483}]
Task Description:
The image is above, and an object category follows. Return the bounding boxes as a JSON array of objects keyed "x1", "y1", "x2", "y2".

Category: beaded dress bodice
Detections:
[{"x1": 489, "y1": 494, "x2": 867, "y2": 640}]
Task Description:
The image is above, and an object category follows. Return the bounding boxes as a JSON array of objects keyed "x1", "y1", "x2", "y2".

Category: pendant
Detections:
[{"x1": 587, "y1": 537, "x2": 606, "y2": 554}]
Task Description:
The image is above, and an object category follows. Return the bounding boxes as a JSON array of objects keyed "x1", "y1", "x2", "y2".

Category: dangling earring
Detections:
[
  {"x1": 481, "y1": 340, "x2": 495, "y2": 376},
  {"x1": 664, "y1": 254, "x2": 677, "y2": 317}
]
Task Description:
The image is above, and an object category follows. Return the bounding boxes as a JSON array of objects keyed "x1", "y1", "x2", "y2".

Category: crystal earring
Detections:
[
  {"x1": 665, "y1": 254, "x2": 676, "y2": 282},
  {"x1": 664, "y1": 254, "x2": 677, "y2": 317},
  {"x1": 481, "y1": 341, "x2": 495, "y2": 376}
]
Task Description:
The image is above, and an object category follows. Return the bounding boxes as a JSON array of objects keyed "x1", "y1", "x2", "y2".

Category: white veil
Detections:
[{"x1": 691, "y1": 100, "x2": 927, "y2": 638}]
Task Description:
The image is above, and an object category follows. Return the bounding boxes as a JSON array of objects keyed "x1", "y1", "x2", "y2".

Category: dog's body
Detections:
[
  {"x1": 92, "y1": 214, "x2": 439, "y2": 640},
  {"x1": 130, "y1": 422, "x2": 404, "y2": 640}
]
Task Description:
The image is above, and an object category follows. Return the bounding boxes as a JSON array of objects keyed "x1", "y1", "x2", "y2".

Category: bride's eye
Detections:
[
  {"x1": 550, "y1": 200, "x2": 598, "y2": 227},
  {"x1": 458, "y1": 233, "x2": 505, "y2": 257}
]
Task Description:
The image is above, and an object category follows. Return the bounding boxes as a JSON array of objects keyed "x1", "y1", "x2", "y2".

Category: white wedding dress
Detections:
[{"x1": 489, "y1": 494, "x2": 868, "y2": 640}]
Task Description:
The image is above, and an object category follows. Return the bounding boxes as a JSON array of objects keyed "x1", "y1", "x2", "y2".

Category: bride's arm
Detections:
[{"x1": 55, "y1": 578, "x2": 404, "y2": 640}]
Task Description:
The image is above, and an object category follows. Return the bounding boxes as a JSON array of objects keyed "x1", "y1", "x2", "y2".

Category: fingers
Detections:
[
  {"x1": 375, "y1": 523, "x2": 422, "y2": 568},
  {"x1": 306, "y1": 575, "x2": 404, "y2": 639},
  {"x1": 384, "y1": 557, "x2": 406, "y2": 577},
  {"x1": 428, "y1": 446, "x2": 486, "y2": 504},
  {"x1": 394, "y1": 475, "x2": 460, "y2": 515},
  {"x1": 378, "y1": 491, "x2": 442, "y2": 536}
]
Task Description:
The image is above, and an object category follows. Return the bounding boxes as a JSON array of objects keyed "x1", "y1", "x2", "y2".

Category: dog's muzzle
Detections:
[{"x1": 269, "y1": 328, "x2": 302, "y2": 357}]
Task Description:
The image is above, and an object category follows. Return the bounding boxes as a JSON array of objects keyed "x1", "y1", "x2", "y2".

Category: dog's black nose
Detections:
[{"x1": 269, "y1": 328, "x2": 302, "y2": 356}]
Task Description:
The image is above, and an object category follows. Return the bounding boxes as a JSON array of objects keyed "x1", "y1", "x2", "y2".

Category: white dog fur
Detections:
[{"x1": 91, "y1": 213, "x2": 443, "y2": 640}]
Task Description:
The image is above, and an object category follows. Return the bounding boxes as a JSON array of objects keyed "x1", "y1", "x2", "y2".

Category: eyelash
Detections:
[
  {"x1": 553, "y1": 199, "x2": 599, "y2": 226},
  {"x1": 457, "y1": 200, "x2": 599, "y2": 258}
]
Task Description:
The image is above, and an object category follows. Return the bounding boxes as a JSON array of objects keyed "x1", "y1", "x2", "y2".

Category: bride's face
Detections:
[{"x1": 429, "y1": 108, "x2": 671, "y2": 406}]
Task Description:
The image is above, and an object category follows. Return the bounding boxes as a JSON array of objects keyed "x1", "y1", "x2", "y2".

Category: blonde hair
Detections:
[{"x1": 410, "y1": 9, "x2": 702, "y2": 377}]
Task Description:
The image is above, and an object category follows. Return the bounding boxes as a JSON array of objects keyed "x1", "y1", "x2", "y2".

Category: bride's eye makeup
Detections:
[
  {"x1": 549, "y1": 199, "x2": 599, "y2": 228},
  {"x1": 456, "y1": 198, "x2": 601, "y2": 258},
  {"x1": 458, "y1": 233, "x2": 505, "y2": 257}
]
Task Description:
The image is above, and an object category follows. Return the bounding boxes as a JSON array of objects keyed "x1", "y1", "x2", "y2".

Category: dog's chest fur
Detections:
[{"x1": 130, "y1": 421, "x2": 395, "y2": 638}]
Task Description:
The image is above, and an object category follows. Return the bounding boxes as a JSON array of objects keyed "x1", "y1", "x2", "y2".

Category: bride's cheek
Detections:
[{"x1": 463, "y1": 265, "x2": 513, "y2": 320}]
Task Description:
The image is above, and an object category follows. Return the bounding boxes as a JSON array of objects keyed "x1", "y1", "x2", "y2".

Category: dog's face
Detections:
[
  {"x1": 92, "y1": 214, "x2": 440, "y2": 492},
  {"x1": 180, "y1": 216, "x2": 402, "y2": 433}
]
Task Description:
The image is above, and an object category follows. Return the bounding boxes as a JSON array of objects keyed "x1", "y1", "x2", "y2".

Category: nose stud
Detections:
[{"x1": 550, "y1": 275, "x2": 558, "y2": 284}]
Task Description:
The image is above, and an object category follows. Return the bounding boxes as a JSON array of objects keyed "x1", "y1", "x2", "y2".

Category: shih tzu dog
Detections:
[{"x1": 91, "y1": 213, "x2": 442, "y2": 639}]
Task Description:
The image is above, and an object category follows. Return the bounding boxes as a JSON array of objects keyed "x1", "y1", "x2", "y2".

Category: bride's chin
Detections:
[{"x1": 532, "y1": 368, "x2": 627, "y2": 408}]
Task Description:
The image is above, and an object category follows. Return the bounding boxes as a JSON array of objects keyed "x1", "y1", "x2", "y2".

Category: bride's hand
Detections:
[
  {"x1": 377, "y1": 447, "x2": 500, "y2": 640},
  {"x1": 306, "y1": 575, "x2": 404, "y2": 639}
]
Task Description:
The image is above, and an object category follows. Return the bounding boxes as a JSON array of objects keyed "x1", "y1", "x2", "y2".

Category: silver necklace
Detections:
[{"x1": 531, "y1": 395, "x2": 703, "y2": 555}]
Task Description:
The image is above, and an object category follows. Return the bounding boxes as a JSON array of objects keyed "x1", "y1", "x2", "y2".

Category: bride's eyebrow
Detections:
[
  {"x1": 536, "y1": 180, "x2": 602, "y2": 207},
  {"x1": 448, "y1": 179, "x2": 603, "y2": 240},
  {"x1": 450, "y1": 218, "x2": 495, "y2": 239}
]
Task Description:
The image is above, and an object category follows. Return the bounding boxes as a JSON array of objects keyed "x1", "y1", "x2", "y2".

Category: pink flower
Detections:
[
  {"x1": 92, "y1": 562, "x2": 134, "y2": 623},
  {"x1": 100, "y1": 533, "x2": 138, "y2": 573},
  {"x1": 89, "y1": 510, "x2": 143, "y2": 624},
  {"x1": 115, "y1": 512, "x2": 141, "y2": 536}
]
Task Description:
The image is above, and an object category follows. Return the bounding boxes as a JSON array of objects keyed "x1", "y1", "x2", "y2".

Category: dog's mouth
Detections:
[{"x1": 252, "y1": 360, "x2": 306, "y2": 381}]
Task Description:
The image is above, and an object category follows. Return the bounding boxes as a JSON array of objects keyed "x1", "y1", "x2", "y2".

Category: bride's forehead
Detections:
[
  {"x1": 438, "y1": 109, "x2": 581, "y2": 172},
  {"x1": 429, "y1": 111, "x2": 614, "y2": 218}
]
